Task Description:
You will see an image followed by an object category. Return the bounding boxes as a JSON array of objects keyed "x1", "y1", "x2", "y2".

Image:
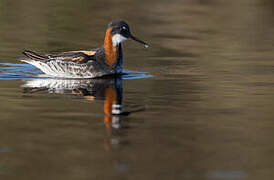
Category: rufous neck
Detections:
[{"x1": 104, "y1": 27, "x2": 119, "y2": 67}]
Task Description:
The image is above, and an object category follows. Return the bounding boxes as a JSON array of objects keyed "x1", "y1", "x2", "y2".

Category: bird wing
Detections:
[{"x1": 22, "y1": 49, "x2": 98, "y2": 64}]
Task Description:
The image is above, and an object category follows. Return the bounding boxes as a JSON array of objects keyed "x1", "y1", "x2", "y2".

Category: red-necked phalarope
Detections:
[{"x1": 21, "y1": 20, "x2": 149, "y2": 78}]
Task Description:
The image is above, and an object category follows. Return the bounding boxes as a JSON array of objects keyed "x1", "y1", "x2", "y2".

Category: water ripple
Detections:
[{"x1": 0, "y1": 63, "x2": 152, "y2": 80}]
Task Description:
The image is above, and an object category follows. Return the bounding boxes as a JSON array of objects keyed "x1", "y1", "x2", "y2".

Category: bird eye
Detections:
[{"x1": 122, "y1": 26, "x2": 126, "y2": 30}]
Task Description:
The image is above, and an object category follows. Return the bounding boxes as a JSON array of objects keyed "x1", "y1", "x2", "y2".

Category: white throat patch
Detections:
[{"x1": 112, "y1": 34, "x2": 127, "y2": 47}]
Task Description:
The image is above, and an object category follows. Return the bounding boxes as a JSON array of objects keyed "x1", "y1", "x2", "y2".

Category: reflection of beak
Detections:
[{"x1": 129, "y1": 34, "x2": 149, "y2": 48}]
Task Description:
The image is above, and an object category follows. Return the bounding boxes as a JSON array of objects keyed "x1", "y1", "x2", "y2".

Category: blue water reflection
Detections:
[
  {"x1": 0, "y1": 63, "x2": 152, "y2": 80},
  {"x1": 206, "y1": 170, "x2": 247, "y2": 179}
]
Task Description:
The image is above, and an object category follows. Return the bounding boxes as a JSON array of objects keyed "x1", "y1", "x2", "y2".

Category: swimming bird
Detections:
[{"x1": 21, "y1": 20, "x2": 149, "y2": 78}]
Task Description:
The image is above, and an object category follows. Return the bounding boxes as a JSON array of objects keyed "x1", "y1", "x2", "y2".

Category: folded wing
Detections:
[{"x1": 22, "y1": 49, "x2": 97, "y2": 64}]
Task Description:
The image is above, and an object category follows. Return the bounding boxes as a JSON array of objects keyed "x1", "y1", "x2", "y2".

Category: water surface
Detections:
[{"x1": 1, "y1": 0, "x2": 274, "y2": 180}]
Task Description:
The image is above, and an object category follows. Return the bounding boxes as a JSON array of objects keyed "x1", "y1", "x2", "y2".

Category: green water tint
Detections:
[{"x1": 0, "y1": 0, "x2": 274, "y2": 179}]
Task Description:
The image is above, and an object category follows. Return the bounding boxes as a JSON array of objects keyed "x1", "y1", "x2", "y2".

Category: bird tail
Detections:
[{"x1": 22, "y1": 50, "x2": 48, "y2": 61}]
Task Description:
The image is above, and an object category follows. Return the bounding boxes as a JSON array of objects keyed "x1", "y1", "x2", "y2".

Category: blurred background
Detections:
[{"x1": 1, "y1": 0, "x2": 274, "y2": 179}]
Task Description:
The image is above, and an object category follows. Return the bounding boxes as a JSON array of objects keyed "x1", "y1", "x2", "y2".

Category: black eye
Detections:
[{"x1": 121, "y1": 28, "x2": 126, "y2": 33}]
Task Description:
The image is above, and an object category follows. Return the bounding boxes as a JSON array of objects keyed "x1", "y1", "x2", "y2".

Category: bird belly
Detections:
[{"x1": 21, "y1": 60, "x2": 115, "y2": 78}]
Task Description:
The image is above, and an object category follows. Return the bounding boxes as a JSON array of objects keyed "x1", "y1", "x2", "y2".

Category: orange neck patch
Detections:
[
  {"x1": 104, "y1": 86, "x2": 117, "y2": 116},
  {"x1": 104, "y1": 27, "x2": 119, "y2": 67}
]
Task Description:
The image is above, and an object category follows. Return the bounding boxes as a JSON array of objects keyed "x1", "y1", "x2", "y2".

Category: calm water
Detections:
[{"x1": 1, "y1": 0, "x2": 274, "y2": 179}]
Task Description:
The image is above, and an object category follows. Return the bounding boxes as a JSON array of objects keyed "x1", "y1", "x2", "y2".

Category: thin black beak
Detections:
[{"x1": 129, "y1": 34, "x2": 149, "y2": 48}]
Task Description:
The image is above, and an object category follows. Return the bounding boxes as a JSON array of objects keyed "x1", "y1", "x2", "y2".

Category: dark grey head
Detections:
[{"x1": 107, "y1": 20, "x2": 149, "y2": 47}]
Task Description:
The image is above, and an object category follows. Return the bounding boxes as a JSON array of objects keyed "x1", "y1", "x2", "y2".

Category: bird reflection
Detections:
[{"x1": 22, "y1": 77, "x2": 144, "y2": 151}]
